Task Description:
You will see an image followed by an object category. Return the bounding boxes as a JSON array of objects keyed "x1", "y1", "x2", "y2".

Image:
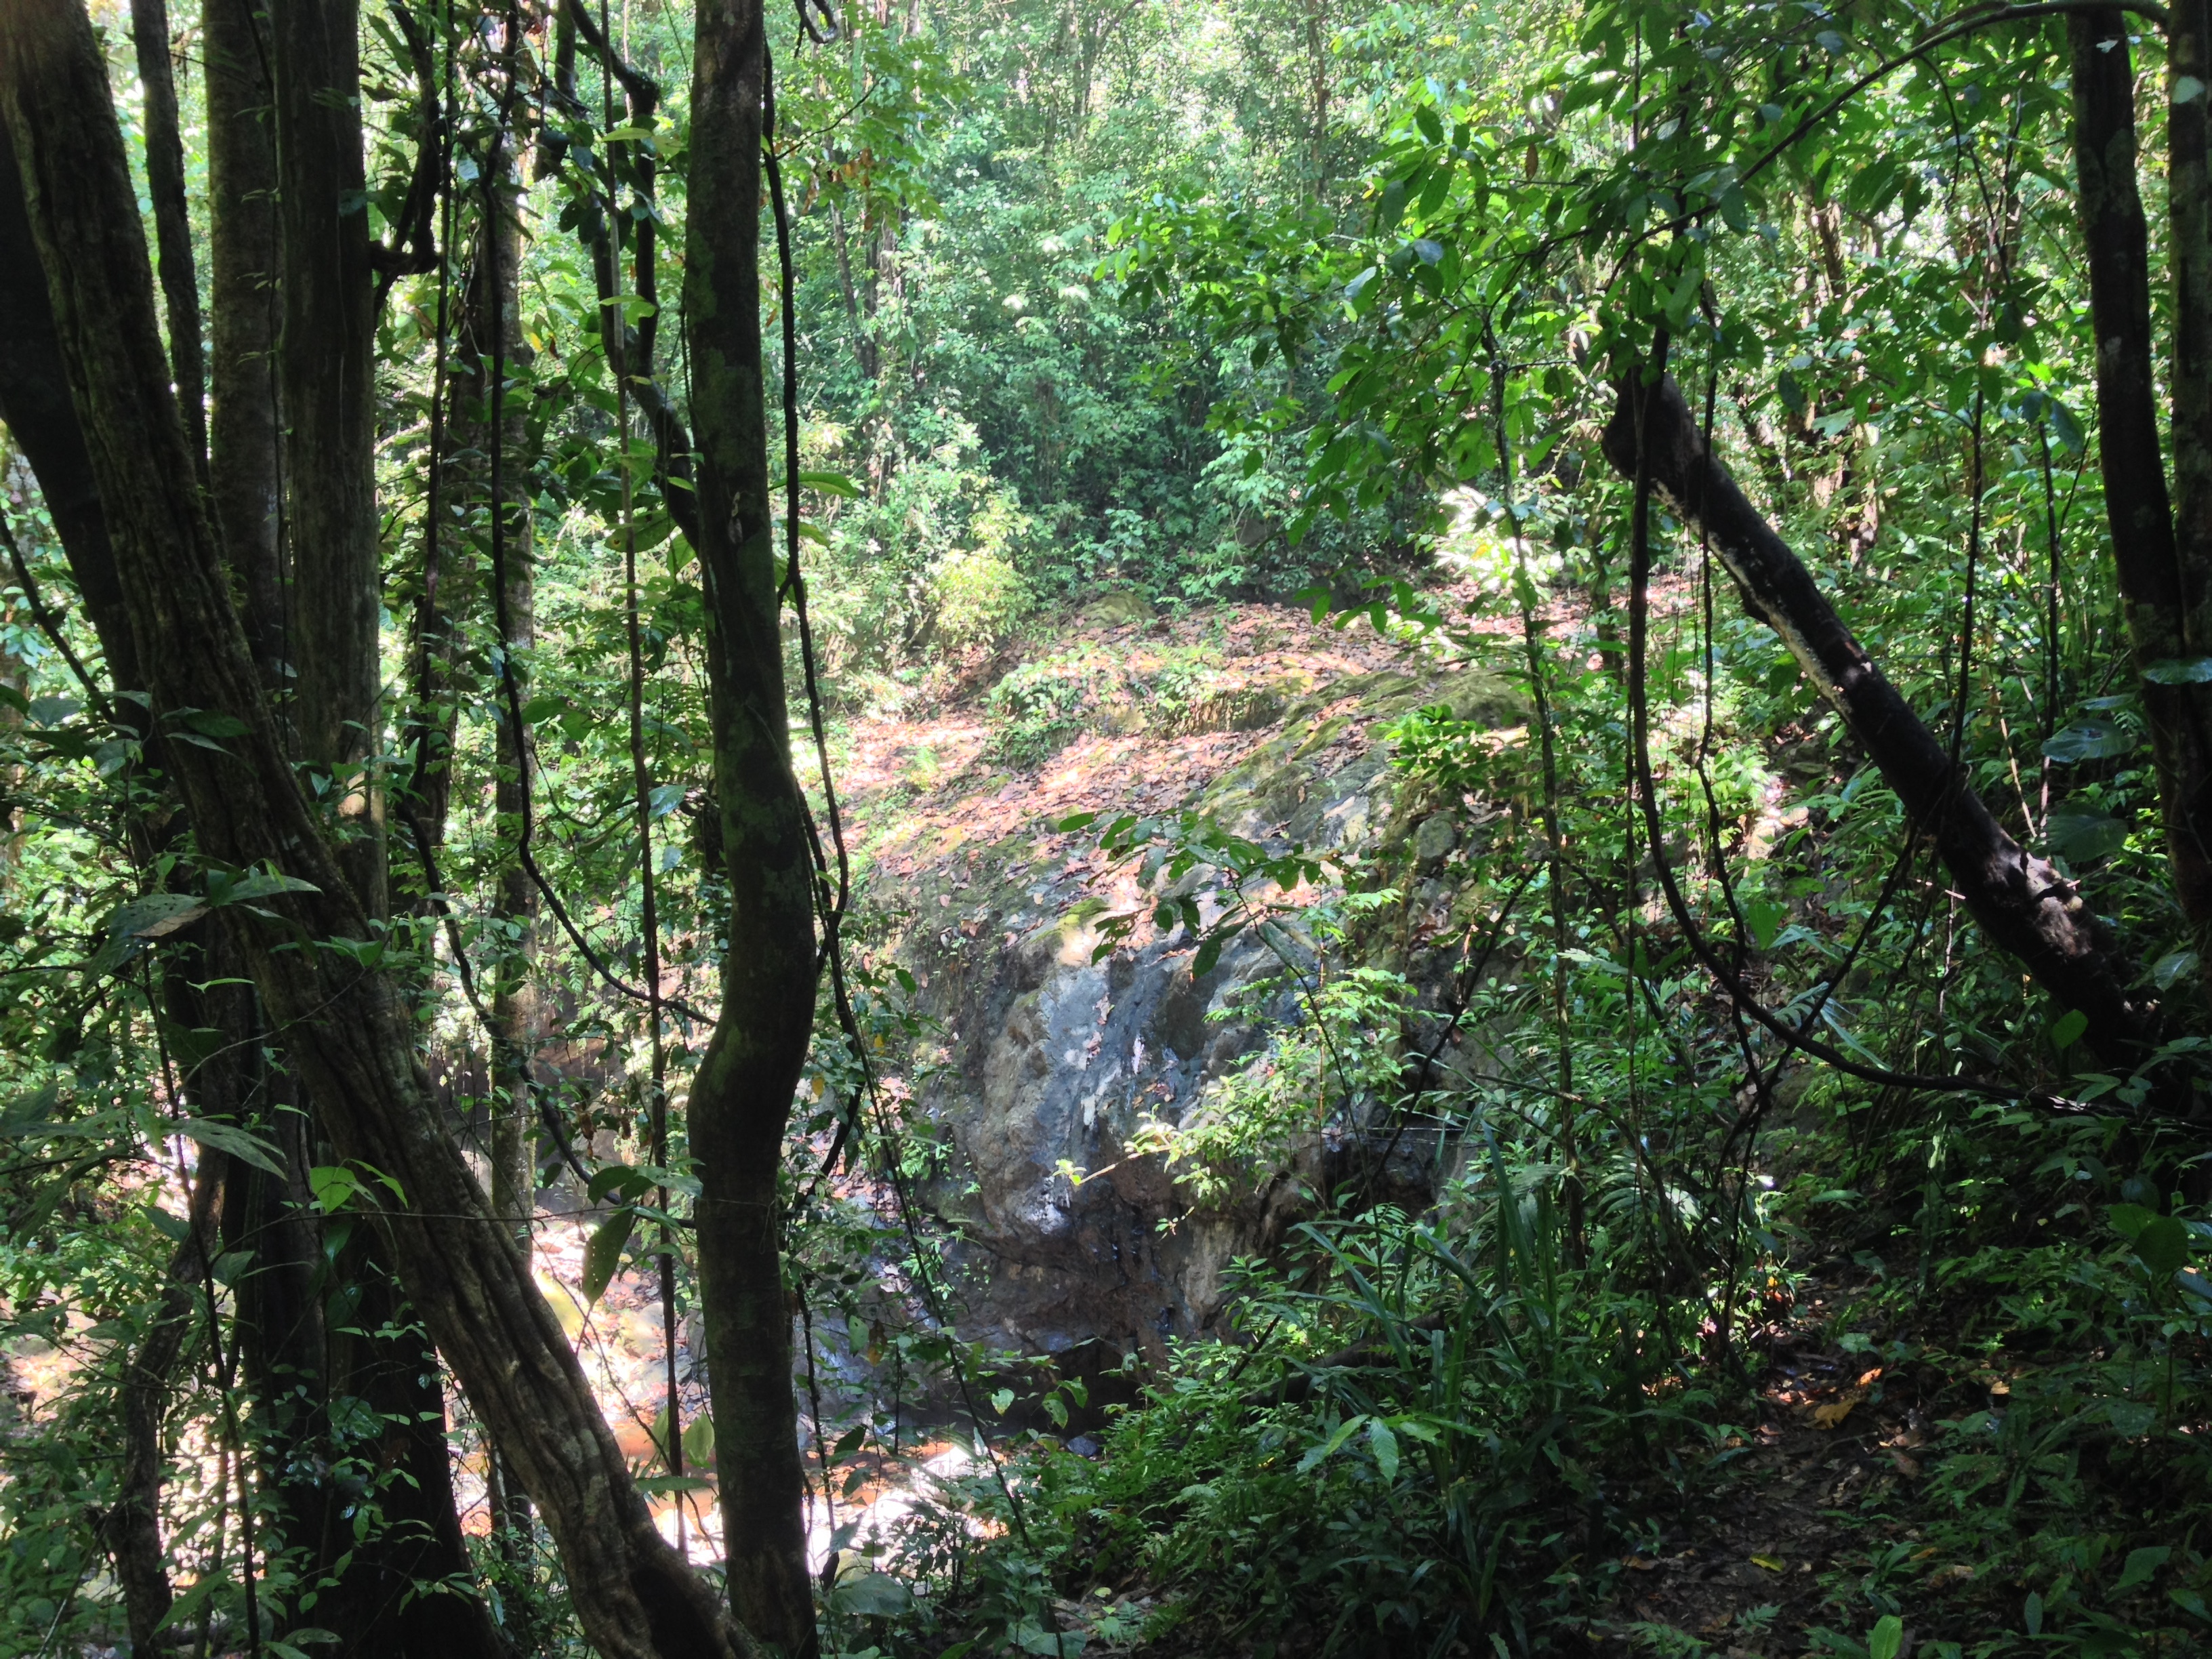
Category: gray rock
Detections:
[{"x1": 875, "y1": 665, "x2": 1522, "y2": 1365}]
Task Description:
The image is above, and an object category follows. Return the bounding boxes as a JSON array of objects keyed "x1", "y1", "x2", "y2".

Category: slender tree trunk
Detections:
[
  {"x1": 827, "y1": 202, "x2": 872, "y2": 378},
  {"x1": 1303, "y1": 0, "x2": 1328, "y2": 197},
  {"x1": 467, "y1": 142, "x2": 540, "y2": 1266},
  {"x1": 205, "y1": 0, "x2": 286, "y2": 688},
  {"x1": 97, "y1": 1147, "x2": 227, "y2": 1656},
  {"x1": 0, "y1": 9, "x2": 749, "y2": 1656},
  {"x1": 562, "y1": 0, "x2": 699, "y2": 545},
  {"x1": 688, "y1": 3, "x2": 821, "y2": 1652},
  {"x1": 2070, "y1": 9, "x2": 2212, "y2": 1002},
  {"x1": 129, "y1": 0, "x2": 205, "y2": 472},
  {"x1": 271, "y1": 0, "x2": 385, "y2": 912},
  {"x1": 2163, "y1": 0, "x2": 2212, "y2": 1008},
  {"x1": 1602, "y1": 373, "x2": 2156, "y2": 1063}
]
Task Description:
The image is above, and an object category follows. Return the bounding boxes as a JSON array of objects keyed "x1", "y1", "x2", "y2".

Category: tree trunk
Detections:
[
  {"x1": 128, "y1": 0, "x2": 204, "y2": 471},
  {"x1": 97, "y1": 1147, "x2": 226, "y2": 1656},
  {"x1": 2070, "y1": 9, "x2": 2212, "y2": 1004},
  {"x1": 688, "y1": 2, "x2": 821, "y2": 1652},
  {"x1": 2162, "y1": 0, "x2": 2212, "y2": 1008},
  {"x1": 466, "y1": 138, "x2": 541, "y2": 1270},
  {"x1": 205, "y1": 0, "x2": 286, "y2": 688},
  {"x1": 0, "y1": 121, "x2": 144, "y2": 705},
  {"x1": 0, "y1": 9, "x2": 750, "y2": 1656},
  {"x1": 271, "y1": 0, "x2": 385, "y2": 914},
  {"x1": 1601, "y1": 373, "x2": 2156, "y2": 1063}
]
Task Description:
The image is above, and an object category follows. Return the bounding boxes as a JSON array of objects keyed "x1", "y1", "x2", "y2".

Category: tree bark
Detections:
[
  {"x1": 1601, "y1": 373, "x2": 2156, "y2": 1063},
  {"x1": 687, "y1": 3, "x2": 821, "y2": 1652},
  {"x1": 97, "y1": 1149, "x2": 227, "y2": 1656},
  {"x1": 0, "y1": 121, "x2": 143, "y2": 705},
  {"x1": 2070, "y1": 9, "x2": 2212, "y2": 1003},
  {"x1": 2160, "y1": 0, "x2": 2212, "y2": 1008},
  {"x1": 205, "y1": 0, "x2": 286, "y2": 688},
  {"x1": 271, "y1": 0, "x2": 385, "y2": 914},
  {"x1": 0, "y1": 8, "x2": 750, "y2": 1656},
  {"x1": 464, "y1": 138, "x2": 541, "y2": 1266},
  {"x1": 129, "y1": 0, "x2": 205, "y2": 471}
]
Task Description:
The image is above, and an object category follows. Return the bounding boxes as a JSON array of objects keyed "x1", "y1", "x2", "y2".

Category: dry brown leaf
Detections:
[{"x1": 1811, "y1": 1397, "x2": 1858, "y2": 1429}]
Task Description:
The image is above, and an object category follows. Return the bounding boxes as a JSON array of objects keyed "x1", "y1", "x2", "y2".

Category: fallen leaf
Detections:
[
  {"x1": 1929, "y1": 1563, "x2": 1975, "y2": 1587},
  {"x1": 1751, "y1": 1555, "x2": 1787, "y2": 1572},
  {"x1": 1888, "y1": 1450, "x2": 1922, "y2": 1478},
  {"x1": 1812, "y1": 1396, "x2": 1859, "y2": 1429}
]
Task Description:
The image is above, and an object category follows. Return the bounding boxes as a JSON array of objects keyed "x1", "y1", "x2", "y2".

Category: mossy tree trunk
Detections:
[{"x1": 687, "y1": 1, "x2": 821, "y2": 1651}]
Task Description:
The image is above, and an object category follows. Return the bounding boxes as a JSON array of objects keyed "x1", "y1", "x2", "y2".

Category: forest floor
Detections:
[{"x1": 1589, "y1": 1265, "x2": 1955, "y2": 1658}]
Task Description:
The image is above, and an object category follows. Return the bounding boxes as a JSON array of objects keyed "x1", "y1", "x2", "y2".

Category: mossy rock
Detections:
[{"x1": 1080, "y1": 590, "x2": 1157, "y2": 626}]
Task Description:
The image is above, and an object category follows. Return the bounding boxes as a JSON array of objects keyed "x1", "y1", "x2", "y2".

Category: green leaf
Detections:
[
  {"x1": 1744, "y1": 898, "x2": 1786, "y2": 951},
  {"x1": 147, "y1": 1205, "x2": 192, "y2": 1244},
  {"x1": 2115, "y1": 1544, "x2": 2171, "y2": 1593},
  {"x1": 2134, "y1": 1214, "x2": 2191, "y2": 1276},
  {"x1": 2049, "y1": 1009, "x2": 2089, "y2": 1050},
  {"x1": 1014, "y1": 1620, "x2": 1087, "y2": 1655},
  {"x1": 990, "y1": 1387, "x2": 1015, "y2": 1415},
  {"x1": 1297, "y1": 1413, "x2": 1366, "y2": 1474},
  {"x1": 107, "y1": 893, "x2": 209, "y2": 941},
  {"x1": 798, "y1": 469, "x2": 861, "y2": 499},
  {"x1": 2143, "y1": 656, "x2": 2212, "y2": 684},
  {"x1": 207, "y1": 867, "x2": 321, "y2": 907},
  {"x1": 634, "y1": 1475, "x2": 714, "y2": 1494},
  {"x1": 581, "y1": 1207, "x2": 636, "y2": 1304},
  {"x1": 1866, "y1": 1614, "x2": 1904, "y2": 1659},
  {"x1": 152, "y1": 1574, "x2": 218, "y2": 1634},
  {"x1": 1367, "y1": 1416, "x2": 1400, "y2": 1482},
  {"x1": 1191, "y1": 922, "x2": 1243, "y2": 977},
  {"x1": 2108, "y1": 1202, "x2": 2156, "y2": 1242},
  {"x1": 588, "y1": 1163, "x2": 652, "y2": 1205},
  {"x1": 682, "y1": 1412, "x2": 716, "y2": 1465},
  {"x1": 2153, "y1": 949, "x2": 2201, "y2": 989},
  {"x1": 175, "y1": 1117, "x2": 287, "y2": 1178},
  {"x1": 2048, "y1": 807, "x2": 2129, "y2": 863},
  {"x1": 2043, "y1": 720, "x2": 2135, "y2": 762},
  {"x1": 831, "y1": 1572, "x2": 912, "y2": 1617},
  {"x1": 179, "y1": 709, "x2": 251, "y2": 739}
]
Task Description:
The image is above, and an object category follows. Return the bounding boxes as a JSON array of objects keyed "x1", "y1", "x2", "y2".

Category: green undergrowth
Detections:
[
  {"x1": 984, "y1": 640, "x2": 1243, "y2": 768},
  {"x1": 804, "y1": 1092, "x2": 2212, "y2": 1659}
]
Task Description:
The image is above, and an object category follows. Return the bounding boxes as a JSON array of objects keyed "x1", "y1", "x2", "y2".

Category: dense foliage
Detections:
[{"x1": 6, "y1": 0, "x2": 2212, "y2": 1656}]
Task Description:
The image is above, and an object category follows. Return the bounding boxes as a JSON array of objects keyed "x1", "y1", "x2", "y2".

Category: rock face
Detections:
[{"x1": 852, "y1": 617, "x2": 1520, "y2": 1366}]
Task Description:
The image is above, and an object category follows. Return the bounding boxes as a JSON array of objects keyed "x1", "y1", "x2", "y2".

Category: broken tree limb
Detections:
[{"x1": 1601, "y1": 371, "x2": 2158, "y2": 1067}]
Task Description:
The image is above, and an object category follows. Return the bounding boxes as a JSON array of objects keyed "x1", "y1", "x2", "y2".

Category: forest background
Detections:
[{"x1": 5, "y1": 1, "x2": 2212, "y2": 1657}]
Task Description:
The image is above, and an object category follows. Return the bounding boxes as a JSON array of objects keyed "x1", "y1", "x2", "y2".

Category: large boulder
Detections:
[{"x1": 850, "y1": 610, "x2": 1519, "y2": 1364}]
